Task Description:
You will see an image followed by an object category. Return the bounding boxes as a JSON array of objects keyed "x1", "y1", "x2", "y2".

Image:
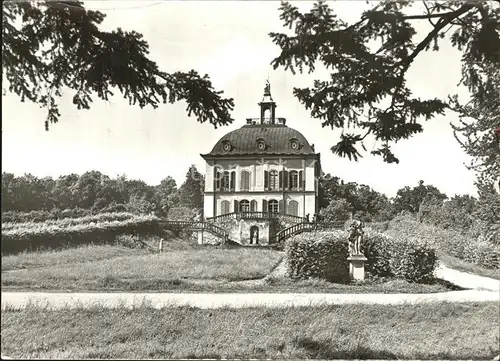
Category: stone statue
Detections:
[
  {"x1": 252, "y1": 229, "x2": 258, "y2": 244},
  {"x1": 159, "y1": 238, "x2": 164, "y2": 253},
  {"x1": 347, "y1": 220, "x2": 364, "y2": 256}
]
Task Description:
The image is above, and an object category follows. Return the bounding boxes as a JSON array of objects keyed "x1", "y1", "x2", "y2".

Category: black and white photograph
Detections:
[{"x1": 1, "y1": 0, "x2": 499, "y2": 359}]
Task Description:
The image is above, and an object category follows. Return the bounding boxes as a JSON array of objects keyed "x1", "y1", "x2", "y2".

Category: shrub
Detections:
[
  {"x1": 285, "y1": 231, "x2": 349, "y2": 283},
  {"x1": 115, "y1": 234, "x2": 148, "y2": 250}
]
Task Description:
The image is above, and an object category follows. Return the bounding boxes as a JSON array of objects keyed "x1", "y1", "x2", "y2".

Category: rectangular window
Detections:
[{"x1": 222, "y1": 172, "x2": 231, "y2": 191}]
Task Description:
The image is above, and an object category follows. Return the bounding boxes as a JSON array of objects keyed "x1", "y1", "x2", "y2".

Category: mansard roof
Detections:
[{"x1": 201, "y1": 123, "x2": 317, "y2": 158}]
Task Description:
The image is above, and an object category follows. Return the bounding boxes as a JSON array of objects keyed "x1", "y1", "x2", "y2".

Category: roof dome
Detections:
[{"x1": 203, "y1": 124, "x2": 316, "y2": 157}]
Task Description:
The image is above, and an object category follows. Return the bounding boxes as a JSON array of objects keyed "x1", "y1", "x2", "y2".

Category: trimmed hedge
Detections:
[
  {"x1": 362, "y1": 231, "x2": 438, "y2": 283},
  {"x1": 285, "y1": 231, "x2": 350, "y2": 283},
  {"x1": 285, "y1": 230, "x2": 438, "y2": 284},
  {"x1": 1, "y1": 208, "x2": 92, "y2": 223},
  {"x1": 2, "y1": 212, "x2": 136, "y2": 231},
  {"x1": 1, "y1": 215, "x2": 160, "y2": 254}
]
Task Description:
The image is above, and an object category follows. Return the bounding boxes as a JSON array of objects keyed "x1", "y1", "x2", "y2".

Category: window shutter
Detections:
[
  {"x1": 230, "y1": 171, "x2": 235, "y2": 190},
  {"x1": 299, "y1": 171, "x2": 303, "y2": 190},
  {"x1": 264, "y1": 170, "x2": 268, "y2": 189},
  {"x1": 263, "y1": 199, "x2": 268, "y2": 213},
  {"x1": 279, "y1": 171, "x2": 283, "y2": 189},
  {"x1": 284, "y1": 170, "x2": 289, "y2": 190},
  {"x1": 234, "y1": 200, "x2": 239, "y2": 213},
  {"x1": 215, "y1": 170, "x2": 221, "y2": 191},
  {"x1": 251, "y1": 200, "x2": 257, "y2": 212},
  {"x1": 279, "y1": 200, "x2": 284, "y2": 214}
]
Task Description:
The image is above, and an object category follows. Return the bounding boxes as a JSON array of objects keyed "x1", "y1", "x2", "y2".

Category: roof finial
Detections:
[{"x1": 264, "y1": 79, "x2": 271, "y2": 96}]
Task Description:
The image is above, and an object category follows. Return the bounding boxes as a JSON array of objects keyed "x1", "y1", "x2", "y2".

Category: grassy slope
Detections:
[
  {"x1": 1, "y1": 245, "x2": 152, "y2": 271},
  {"x1": 1, "y1": 302, "x2": 498, "y2": 359}
]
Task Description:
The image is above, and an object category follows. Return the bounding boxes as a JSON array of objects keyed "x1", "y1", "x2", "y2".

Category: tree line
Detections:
[
  {"x1": 1, "y1": 165, "x2": 204, "y2": 220},
  {"x1": 2, "y1": 167, "x2": 485, "y2": 231}
]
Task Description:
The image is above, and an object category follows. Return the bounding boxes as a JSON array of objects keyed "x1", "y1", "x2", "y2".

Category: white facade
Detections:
[{"x1": 203, "y1": 157, "x2": 318, "y2": 219}]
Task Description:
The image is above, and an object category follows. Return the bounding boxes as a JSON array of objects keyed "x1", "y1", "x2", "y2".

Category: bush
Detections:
[
  {"x1": 285, "y1": 231, "x2": 349, "y2": 283},
  {"x1": 115, "y1": 234, "x2": 148, "y2": 250}
]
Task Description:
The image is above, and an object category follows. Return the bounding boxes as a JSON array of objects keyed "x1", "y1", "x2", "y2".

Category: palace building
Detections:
[{"x1": 201, "y1": 82, "x2": 322, "y2": 224}]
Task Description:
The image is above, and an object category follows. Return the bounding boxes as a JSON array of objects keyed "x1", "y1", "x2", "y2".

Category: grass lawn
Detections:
[
  {"x1": 1, "y1": 245, "x2": 152, "y2": 272},
  {"x1": 2, "y1": 302, "x2": 498, "y2": 359},
  {"x1": 438, "y1": 252, "x2": 500, "y2": 280},
  {"x1": 1, "y1": 246, "x2": 284, "y2": 290}
]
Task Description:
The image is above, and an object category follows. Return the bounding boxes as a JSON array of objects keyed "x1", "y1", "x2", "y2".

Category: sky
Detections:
[{"x1": 2, "y1": 0, "x2": 479, "y2": 198}]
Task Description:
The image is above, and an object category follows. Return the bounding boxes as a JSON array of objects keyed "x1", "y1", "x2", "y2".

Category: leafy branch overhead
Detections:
[
  {"x1": 270, "y1": 0, "x2": 500, "y2": 163},
  {"x1": 2, "y1": 1, "x2": 234, "y2": 130}
]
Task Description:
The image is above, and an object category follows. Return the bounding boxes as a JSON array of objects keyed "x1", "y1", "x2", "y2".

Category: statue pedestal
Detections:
[{"x1": 347, "y1": 254, "x2": 367, "y2": 281}]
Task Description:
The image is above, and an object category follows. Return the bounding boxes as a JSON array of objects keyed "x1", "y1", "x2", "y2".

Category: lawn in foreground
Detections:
[
  {"x1": 1, "y1": 247, "x2": 284, "y2": 290},
  {"x1": 1, "y1": 302, "x2": 497, "y2": 359}
]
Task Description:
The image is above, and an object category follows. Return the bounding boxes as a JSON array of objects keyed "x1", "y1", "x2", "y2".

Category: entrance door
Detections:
[{"x1": 250, "y1": 226, "x2": 259, "y2": 245}]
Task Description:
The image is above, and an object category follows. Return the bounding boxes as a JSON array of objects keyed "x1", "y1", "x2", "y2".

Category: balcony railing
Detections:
[
  {"x1": 206, "y1": 212, "x2": 306, "y2": 223},
  {"x1": 273, "y1": 221, "x2": 345, "y2": 244}
]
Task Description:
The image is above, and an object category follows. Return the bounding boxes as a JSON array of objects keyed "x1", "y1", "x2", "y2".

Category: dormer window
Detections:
[
  {"x1": 222, "y1": 141, "x2": 232, "y2": 152},
  {"x1": 290, "y1": 138, "x2": 300, "y2": 150},
  {"x1": 256, "y1": 138, "x2": 266, "y2": 151}
]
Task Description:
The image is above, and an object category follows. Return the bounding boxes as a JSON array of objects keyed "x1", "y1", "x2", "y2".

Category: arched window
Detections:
[
  {"x1": 250, "y1": 200, "x2": 257, "y2": 212},
  {"x1": 239, "y1": 199, "x2": 250, "y2": 212},
  {"x1": 288, "y1": 200, "x2": 299, "y2": 216},
  {"x1": 289, "y1": 171, "x2": 299, "y2": 190},
  {"x1": 268, "y1": 199, "x2": 278, "y2": 213},
  {"x1": 263, "y1": 109, "x2": 271, "y2": 123},
  {"x1": 240, "y1": 170, "x2": 250, "y2": 191},
  {"x1": 269, "y1": 170, "x2": 278, "y2": 190},
  {"x1": 221, "y1": 200, "x2": 230, "y2": 214}
]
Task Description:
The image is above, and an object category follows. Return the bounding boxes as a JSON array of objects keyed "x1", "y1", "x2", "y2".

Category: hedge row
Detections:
[
  {"x1": 386, "y1": 215, "x2": 499, "y2": 269},
  {"x1": 2, "y1": 212, "x2": 136, "y2": 231},
  {"x1": 361, "y1": 231, "x2": 438, "y2": 283},
  {"x1": 1, "y1": 216, "x2": 160, "y2": 254},
  {"x1": 285, "y1": 230, "x2": 438, "y2": 284},
  {"x1": 1, "y1": 208, "x2": 93, "y2": 223},
  {"x1": 285, "y1": 231, "x2": 349, "y2": 283}
]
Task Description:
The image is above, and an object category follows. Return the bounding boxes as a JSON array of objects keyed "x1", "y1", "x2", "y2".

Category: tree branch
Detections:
[{"x1": 390, "y1": 3, "x2": 477, "y2": 108}]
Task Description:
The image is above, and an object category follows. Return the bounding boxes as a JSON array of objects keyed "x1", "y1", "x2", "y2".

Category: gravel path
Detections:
[
  {"x1": 1, "y1": 290, "x2": 498, "y2": 310},
  {"x1": 434, "y1": 262, "x2": 499, "y2": 291}
]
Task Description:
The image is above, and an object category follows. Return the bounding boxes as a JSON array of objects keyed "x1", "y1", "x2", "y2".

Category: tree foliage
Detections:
[
  {"x1": 393, "y1": 180, "x2": 448, "y2": 215},
  {"x1": 177, "y1": 165, "x2": 204, "y2": 211},
  {"x1": 2, "y1": 0, "x2": 234, "y2": 130},
  {"x1": 318, "y1": 174, "x2": 394, "y2": 222},
  {"x1": 270, "y1": 0, "x2": 500, "y2": 163},
  {"x1": 451, "y1": 62, "x2": 500, "y2": 187}
]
